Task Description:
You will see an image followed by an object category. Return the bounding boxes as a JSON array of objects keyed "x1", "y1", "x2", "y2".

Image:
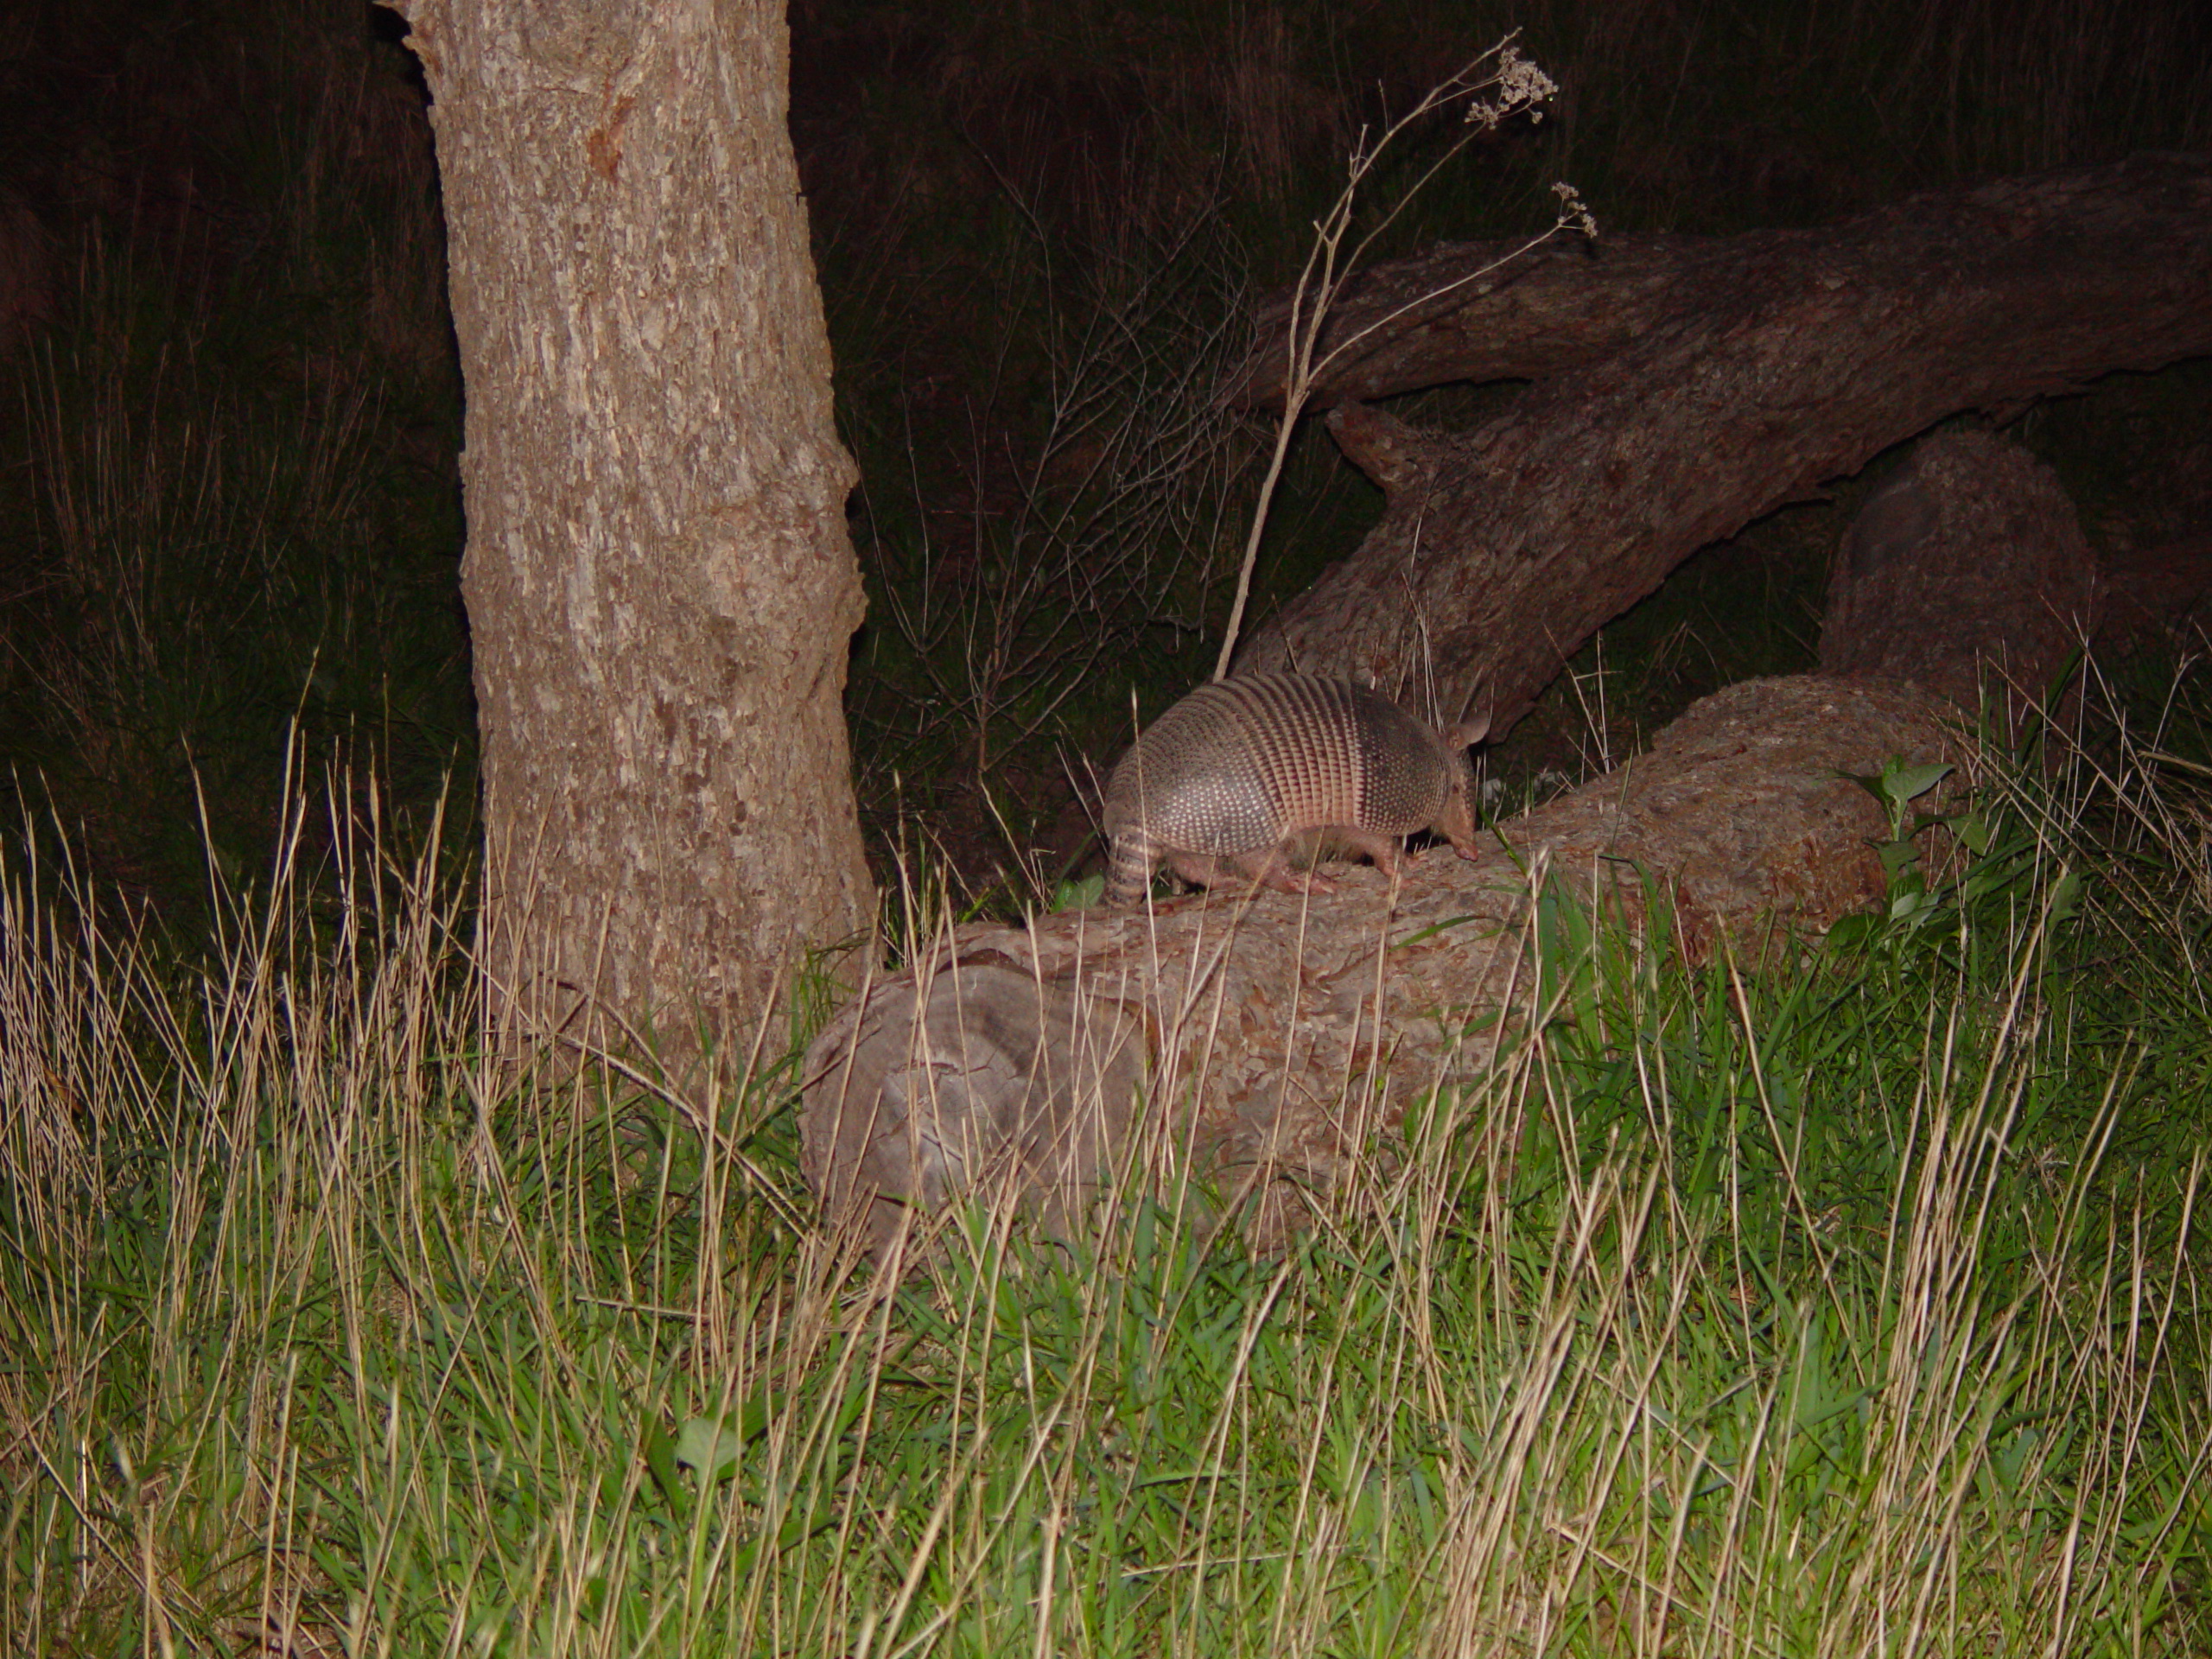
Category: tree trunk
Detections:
[
  {"x1": 395, "y1": 0, "x2": 874, "y2": 1052},
  {"x1": 1229, "y1": 154, "x2": 2212, "y2": 734}
]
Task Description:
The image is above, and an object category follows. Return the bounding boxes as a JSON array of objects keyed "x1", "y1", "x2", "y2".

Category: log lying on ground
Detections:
[
  {"x1": 801, "y1": 675, "x2": 1963, "y2": 1255},
  {"x1": 798, "y1": 168, "x2": 2190, "y2": 1254},
  {"x1": 1217, "y1": 230, "x2": 1726, "y2": 412},
  {"x1": 1229, "y1": 155, "x2": 2212, "y2": 732}
]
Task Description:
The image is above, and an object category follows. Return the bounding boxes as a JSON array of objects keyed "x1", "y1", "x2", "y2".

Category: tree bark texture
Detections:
[
  {"x1": 803, "y1": 674, "x2": 1965, "y2": 1257},
  {"x1": 1229, "y1": 155, "x2": 2212, "y2": 734},
  {"x1": 397, "y1": 0, "x2": 874, "y2": 1046},
  {"x1": 1819, "y1": 430, "x2": 2095, "y2": 719}
]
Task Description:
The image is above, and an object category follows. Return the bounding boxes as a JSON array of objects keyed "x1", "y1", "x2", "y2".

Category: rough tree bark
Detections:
[
  {"x1": 394, "y1": 0, "x2": 874, "y2": 1049},
  {"x1": 1228, "y1": 154, "x2": 2212, "y2": 734},
  {"x1": 1818, "y1": 430, "x2": 2094, "y2": 716}
]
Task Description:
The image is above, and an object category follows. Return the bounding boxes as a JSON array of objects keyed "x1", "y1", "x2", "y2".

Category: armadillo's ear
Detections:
[{"x1": 1448, "y1": 712, "x2": 1491, "y2": 751}]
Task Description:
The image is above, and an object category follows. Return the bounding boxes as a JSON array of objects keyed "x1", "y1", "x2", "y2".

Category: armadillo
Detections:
[{"x1": 1100, "y1": 673, "x2": 1490, "y2": 905}]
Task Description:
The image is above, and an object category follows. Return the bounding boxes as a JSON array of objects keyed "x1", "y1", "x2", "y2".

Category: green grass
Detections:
[{"x1": 6, "y1": 701, "x2": 2211, "y2": 1655}]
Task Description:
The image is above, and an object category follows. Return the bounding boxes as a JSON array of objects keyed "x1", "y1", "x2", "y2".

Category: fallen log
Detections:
[
  {"x1": 798, "y1": 161, "x2": 2207, "y2": 1254},
  {"x1": 1218, "y1": 229, "x2": 1718, "y2": 412},
  {"x1": 801, "y1": 674, "x2": 1964, "y2": 1256},
  {"x1": 1229, "y1": 154, "x2": 2212, "y2": 733}
]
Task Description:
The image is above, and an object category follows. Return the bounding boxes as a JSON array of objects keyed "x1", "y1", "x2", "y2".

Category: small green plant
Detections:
[
  {"x1": 1844, "y1": 753, "x2": 1964, "y2": 933},
  {"x1": 1830, "y1": 754, "x2": 2081, "y2": 961},
  {"x1": 1052, "y1": 868, "x2": 1106, "y2": 912}
]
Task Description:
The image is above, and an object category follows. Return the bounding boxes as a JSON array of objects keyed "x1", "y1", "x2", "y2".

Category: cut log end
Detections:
[{"x1": 800, "y1": 961, "x2": 1144, "y2": 1262}]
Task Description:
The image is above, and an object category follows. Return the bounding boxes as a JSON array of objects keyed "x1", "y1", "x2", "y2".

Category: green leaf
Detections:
[
  {"x1": 1824, "y1": 912, "x2": 1879, "y2": 951},
  {"x1": 642, "y1": 1418, "x2": 688, "y2": 1513},
  {"x1": 1877, "y1": 841, "x2": 1923, "y2": 882},
  {"x1": 1055, "y1": 871, "x2": 1107, "y2": 912},
  {"x1": 675, "y1": 1415, "x2": 747, "y2": 1480},
  {"x1": 2045, "y1": 869, "x2": 2084, "y2": 929},
  {"x1": 1881, "y1": 759, "x2": 1952, "y2": 808},
  {"x1": 1839, "y1": 767, "x2": 1889, "y2": 806}
]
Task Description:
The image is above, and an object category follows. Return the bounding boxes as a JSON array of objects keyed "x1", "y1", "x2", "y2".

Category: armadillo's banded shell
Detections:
[{"x1": 1101, "y1": 673, "x2": 1470, "y2": 904}]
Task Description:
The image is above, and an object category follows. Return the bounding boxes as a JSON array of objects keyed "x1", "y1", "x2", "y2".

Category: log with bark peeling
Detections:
[{"x1": 1228, "y1": 154, "x2": 2212, "y2": 731}]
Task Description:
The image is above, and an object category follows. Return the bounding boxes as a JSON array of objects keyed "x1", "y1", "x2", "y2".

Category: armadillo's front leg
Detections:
[{"x1": 1328, "y1": 828, "x2": 1408, "y2": 877}]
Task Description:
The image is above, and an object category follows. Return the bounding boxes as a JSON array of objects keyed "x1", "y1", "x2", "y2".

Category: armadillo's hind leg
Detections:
[
  {"x1": 1220, "y1": 846, "x2": 1338, "y2": 896},
  {"x1": 1163, "y1": 850, "x2": 1236, "y2": 893},
  {"x1": 1162, "y1": 849, "x2": 1334, "y2": 895}
]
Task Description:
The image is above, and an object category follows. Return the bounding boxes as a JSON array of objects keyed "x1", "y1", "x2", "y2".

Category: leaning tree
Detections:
[{"x1": 1230, "y1": 156, "x2": 2212, "y2": 726}]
